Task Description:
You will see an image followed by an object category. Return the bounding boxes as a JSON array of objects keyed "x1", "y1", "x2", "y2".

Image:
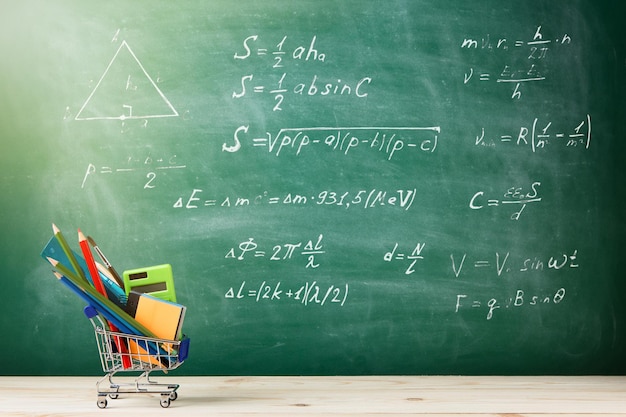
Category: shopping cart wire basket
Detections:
[{"x1": 84, "y1": 305, "x2": 190, "y2": 408}]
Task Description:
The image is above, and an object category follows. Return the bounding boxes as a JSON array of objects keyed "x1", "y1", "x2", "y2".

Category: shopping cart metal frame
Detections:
[{"x1": 84, "y1": 305, "x2": 190, "y2": 408}]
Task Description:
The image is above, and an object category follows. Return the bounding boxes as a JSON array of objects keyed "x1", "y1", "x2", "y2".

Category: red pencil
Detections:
[
  {"x1": 78, "y1": 229, "x2": 106, "y2": 295},
  {"x1": 79, "y1": 229, "x2": 132, "y2": 369}
]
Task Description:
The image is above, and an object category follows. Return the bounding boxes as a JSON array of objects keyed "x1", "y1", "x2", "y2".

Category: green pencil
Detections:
[
  {"x1": 46, "y1": 256, "x2": 157, "y2": 338},
  {"x1": 52, "y1": 223, "x2": 88, "y2": 285}
]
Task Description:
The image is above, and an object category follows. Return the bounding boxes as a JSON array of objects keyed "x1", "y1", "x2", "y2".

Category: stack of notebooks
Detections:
[{"x1": 41, "y1": 224, "x2": 187, "y2": 368}]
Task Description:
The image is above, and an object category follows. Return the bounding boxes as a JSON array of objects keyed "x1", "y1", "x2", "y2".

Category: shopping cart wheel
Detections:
[
  {"x1": 169, "y1": 391, "x2": 178, "y2": 401},
  {"x1": 97, "y1": 396, "x2": 108, "y2": 409},
  {"x1": 109, "y1": 393, "x2": 119, "y2": 399},
  {"x1": 160, "y1": 394, "x2": 171, "y2": 408}
]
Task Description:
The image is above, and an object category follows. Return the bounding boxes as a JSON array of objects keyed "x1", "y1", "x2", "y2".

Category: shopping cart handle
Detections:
[
  {"x1": 83, "y1": 305, "x2": 99, "y2": 319},
  {"x1": 179, "y1": 336, "x2": 190, "y2": 362}
]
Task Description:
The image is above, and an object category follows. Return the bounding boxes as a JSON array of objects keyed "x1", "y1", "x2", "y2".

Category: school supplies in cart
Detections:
[
  {"x1": 41, "y1": 224, "x2": 190, "y2": 409},
  {"x1": 84, "y1": 305, "x2": 189, "y2": 408}
]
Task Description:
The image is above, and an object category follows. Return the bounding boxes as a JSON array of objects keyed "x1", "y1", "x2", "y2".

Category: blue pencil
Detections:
[
  {"x1": 51, "y1": 271, "x2": 136, "y2": 335},
  {"x1": 47, "y1": 257, "x2": 155, "y2": 337}
]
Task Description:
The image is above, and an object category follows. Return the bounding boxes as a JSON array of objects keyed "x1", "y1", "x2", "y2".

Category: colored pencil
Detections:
[
  {"x1": 78, "y1": 230, "x2": 106, "y2": 295},
  {"x1": 50, "y1": 268, "x2": 134, "y2": 335},
  {"x1": 87, "y1": 235, "x2": 125, "y2": 289},
  {"x1": 78, "y1": 230, "x2": 132, "y2": 369},
  {"x1": 47, "y1": 257, "x2": 157, "y2": 338},
  {"x1": 52, "y1": 223, "x2": 88, "y2": 285},
  {"x1": 52, "y1": 271, "x2": 106, "y2": 319},
  {"x1": 52, "y1": 268, "x2": 165, "y2": 365}
]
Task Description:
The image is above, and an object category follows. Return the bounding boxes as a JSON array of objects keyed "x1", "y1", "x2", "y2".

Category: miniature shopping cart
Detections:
[{"x1": 84, "y1": 306, "x2": 190, "y2": 408}]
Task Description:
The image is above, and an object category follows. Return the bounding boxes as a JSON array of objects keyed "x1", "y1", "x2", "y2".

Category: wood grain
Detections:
[{"x1": 0, "y1": 376, "x2": 624, "y2": 416}]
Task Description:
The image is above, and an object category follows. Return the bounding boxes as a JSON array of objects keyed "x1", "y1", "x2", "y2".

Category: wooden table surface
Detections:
[{"x1": 1, "y1": 375, "x2": 624, "y2": 416}]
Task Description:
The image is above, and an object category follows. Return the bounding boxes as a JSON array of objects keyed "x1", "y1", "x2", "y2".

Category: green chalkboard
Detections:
[{"x1": 1, "y1": 0, "x2": 625, "y2": 375}]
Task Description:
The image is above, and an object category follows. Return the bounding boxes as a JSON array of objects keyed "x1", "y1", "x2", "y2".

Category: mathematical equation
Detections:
[
  {"x1": 232, "y1": 35, "x2": 371, "y2": 111},
  {"x1": 469, "y1": 181, "x2": 541, "y2": 220},
  {"x1": 449, "y1": 250, "x2": 578, "y2": 278},
  {"x1": 173, "y1": 188, "x2": 418, "y2": 211},
  {"x1": 461, "y1": 25, "x2": 573, "y2": 99},
  {"x1": 475, "y1": 115, "x2": 592, "y2": 151},
  {"x1": 225, "y1": 280, "x2": 349, "y2": 307},
  {"x1": 463, "y1": 63, "x2": 546, "y2": 99},
  {"x1": 383, "y1": 241, "x2": 578, "y2": 277},
  {"x1": 454, "y1": 287, "x2": 566, "y2": 320},
  {"x1": 222, "y1": 125, "x2": 440, "y2": 160},
  {"x1": 80, "y1": 154, "x2": 186, "y2": 189},
  {"x1": 225, "y1": 234, "x2": 325, "y2": 269},
  {"x1": 383, "y1": 242, "x2": 426, "y2": 275}
]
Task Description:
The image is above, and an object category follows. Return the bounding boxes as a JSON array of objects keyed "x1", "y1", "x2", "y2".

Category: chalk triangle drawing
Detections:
[{"x1": 75, "y1": 40, "x2": 178, "y2": 121}]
